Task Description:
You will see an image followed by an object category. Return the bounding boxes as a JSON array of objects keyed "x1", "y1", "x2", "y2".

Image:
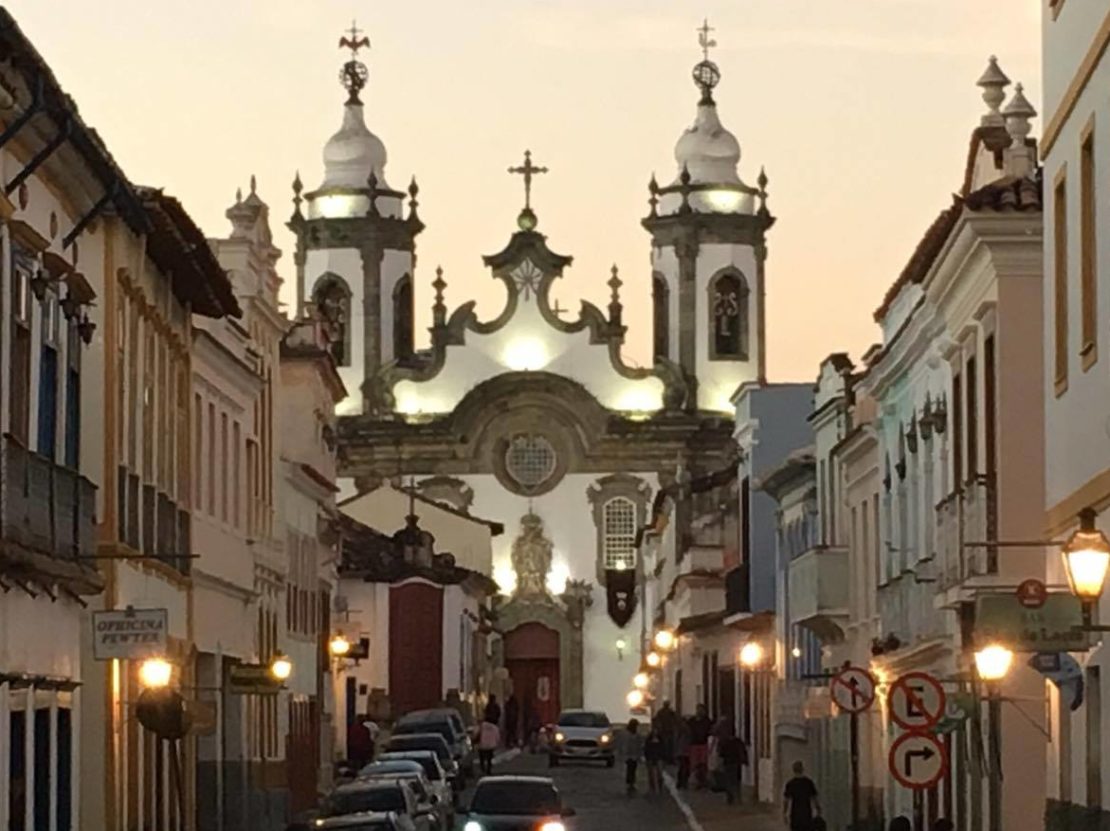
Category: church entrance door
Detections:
[
  {"x1": 389, "y1": 581, "x2": 444, "y2": 716},
  {"x1": 504, "y1": 622, "x2": 561, "y2": 736}
]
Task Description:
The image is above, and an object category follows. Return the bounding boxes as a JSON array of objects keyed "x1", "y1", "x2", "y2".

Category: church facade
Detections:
[{"x1": 294, "y1": 27, "x2": 772, "y2": 718}]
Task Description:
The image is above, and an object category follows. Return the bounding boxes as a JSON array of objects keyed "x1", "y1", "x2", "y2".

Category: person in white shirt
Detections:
[{"x1": 478, "y1": 718, "x2": 501, "y2": 775}]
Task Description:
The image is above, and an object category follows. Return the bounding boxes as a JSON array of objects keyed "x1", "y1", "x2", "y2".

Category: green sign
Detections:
[
  {"x1": 227, "y1": 664, "x2": 282, "y2": 695},
  {"x1": 935, "y1": 692, "x2": 975, "y2": 735},
  {"x1": 974, "y1": 593, "x2": 1090, "y2": 653}
]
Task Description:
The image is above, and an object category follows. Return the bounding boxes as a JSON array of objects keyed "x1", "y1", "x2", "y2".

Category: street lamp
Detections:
[
  {"x1": 269, "y1": 653, "x2": 293, "y2": 682},
  {"x1": 138, "y1": 657, "x2": 173, "y2": 690},
  {"x1": 654, "y1": 629, "x2": 676, "y2": 652},
  {"x1": 616, "y1": 638, "x2": 627, "y2": 660},
  {"x1": 645, "y1": 651, "x2": 662, "y2": 669},
  {"x1": 974, "y1": 642, "x2": 1012, "y2": 831},
  {"x1": 633, "y1": 672, "x2": 650, "y2": 690},
  {"x1": 1062, "y1": 509, "x2": 1110, "y2": 611},
  {"x1": 329, "y1": 634, "x2": 352, "y2": 657},
  {"x1": 626, "y1": 689, "x2": 645, "y2": 708},
  {"x1": 739, "y1": 641, "x2": 765, "y2": 669}
]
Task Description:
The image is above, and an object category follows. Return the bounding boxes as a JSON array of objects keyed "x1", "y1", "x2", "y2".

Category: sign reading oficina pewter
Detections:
[
  {"x1": 974, "y1": 593, "x2": 1090, "y2": 653},
  {"x1": 92, "y1": 608, "x2": 168, "y2": 661}
]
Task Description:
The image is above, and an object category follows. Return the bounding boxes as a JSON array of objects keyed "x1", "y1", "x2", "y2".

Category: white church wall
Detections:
[
  {"x1": 391, "y1": 293, "x2": 665, "y2": 417},
  {"x1": 442, "y1": 586, "x2": 467, "y2": 696},
  {"x1": 463, "y1": 471, "x2": 659, "y2": 717},
  {"x1": 696, "y1": 243, "x2": 761, "y2": 413},
  {"x1": 306, "y1": 247, "x2": 365, "y2": 415}
]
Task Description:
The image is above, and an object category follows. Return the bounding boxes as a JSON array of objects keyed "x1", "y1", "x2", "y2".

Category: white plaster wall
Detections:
[
  {"x1": 191, "y1": 582, "x2": 253, "y2": 658},
  {"x1": 1042, "y1": 49, "x2": 1110, "y2": 510},
  {"x1": 441, "y1": 587, "x2": 471, "y2": 696},
  {"x1": 114, "y1": 565, "x2": 190, "y2": 641},
  {"x1": 0, "y1": 592, "x2": 84, "y2": 678},
  {"x1": 696, "y1": 243, "x2": 760, "y2": 412},
  {"x1": 306, "y1": 247, "x2": 364, "y2": 416},
  {"x1": 392, "y1": 286, "x2": 665, "y2": 416},
  {"x1": 337, "y1": 580, "x2": 391, "y2": 696},
  {"x1": 1042, "y1": 4, "x2": 1107, "y2": 119}
]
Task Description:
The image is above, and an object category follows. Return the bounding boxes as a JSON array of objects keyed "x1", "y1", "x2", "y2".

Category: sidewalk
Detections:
[{"x1": 663, "y1": 772, "x2": 783, "y2": 831}]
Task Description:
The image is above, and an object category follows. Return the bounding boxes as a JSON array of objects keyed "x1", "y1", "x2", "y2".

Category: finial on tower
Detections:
[
  {"x1": 692, "y1": 19, "x2": 721, "y2": 103},
  {"x1": 338, "y1": 21, "x2": 371, "y2": 105},
  {"x1": 509, "y1": 149, "x2": 548, "y2": 231},
  {"x1": 977, "y1": 55, "x2": 1011, "y2": 128}
]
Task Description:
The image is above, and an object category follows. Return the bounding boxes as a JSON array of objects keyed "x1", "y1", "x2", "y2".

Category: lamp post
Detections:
[
  {"x1": 738, "y1": 640, "x2": 768, "y2": 800},
  {"x1": 1062, "y1": 508, "x2": 1110, "y2": 626},
  {"x1": 974, "y1": 643, "x2": 1013, "y2": 831}
]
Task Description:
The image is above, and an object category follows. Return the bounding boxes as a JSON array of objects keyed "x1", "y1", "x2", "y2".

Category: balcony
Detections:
[
  {"x1": 1, "y1": 435, "x2": 97, "y2": 572},
  {"x1": 787, "y1": 545, "x2": 849, "y2": 642},
  {"x1": 116, "y1": 465, "x2": 191, "y2": 575},
  {"x1": 936, "y1": 474, "x2": 997, "y2": 590}
]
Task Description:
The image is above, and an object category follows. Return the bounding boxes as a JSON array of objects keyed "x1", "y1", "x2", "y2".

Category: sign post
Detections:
[
  {"x1": 888, "y1": 730, "x2": 948, "y2": 790},
  {"x1": 831, "y1": 666, "x2": 876, "y2": 831}
]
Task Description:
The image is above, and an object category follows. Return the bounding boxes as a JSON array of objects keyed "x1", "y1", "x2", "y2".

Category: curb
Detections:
[{"x1": 662, "y1": 771, "x2": 707, "y2": 831}]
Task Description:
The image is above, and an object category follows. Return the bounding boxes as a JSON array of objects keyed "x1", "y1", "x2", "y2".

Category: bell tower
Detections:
[
  {"x1": 642, "y1": 20, "x2": 774, "y2": 413},
  {"x1": 289, "y1": 22, "x2": 424, "y2": 415}
]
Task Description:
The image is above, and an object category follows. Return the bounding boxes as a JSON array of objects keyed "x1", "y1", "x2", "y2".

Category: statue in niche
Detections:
[
  {"x1": 712, "y1": 272, "x2": 746, "y2": 357},
  {"x1": 511, "y1": 512, "x2": 554, "y2": 599}
]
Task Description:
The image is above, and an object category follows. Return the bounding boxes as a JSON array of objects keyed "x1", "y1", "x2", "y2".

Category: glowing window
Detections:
[{"x1": 602, "y1": 497, "x2": 637, "y2": 571}]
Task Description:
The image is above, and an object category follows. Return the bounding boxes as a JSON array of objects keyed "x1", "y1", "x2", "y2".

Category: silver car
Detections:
[
  {"x1": 548, "y1": 710, "x2": 614, "y2": 767},
  {"x1": 375, "y1": 751, "x2": 455, "y2": 825}
]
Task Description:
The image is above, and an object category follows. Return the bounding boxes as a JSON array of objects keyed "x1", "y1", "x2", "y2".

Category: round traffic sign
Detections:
[
  {"x1": 1016, "y1": 578, "x2": 1048, "y2": 609},
  {"x1": 888, "y1": 730, "x2": 948, "y2": 790},
  {"x1": 888, "y1": 672, "x2": 946, "y2": 731},
  {"x1": 830, "y1": 666, "x2": 876, "y2": 714}
]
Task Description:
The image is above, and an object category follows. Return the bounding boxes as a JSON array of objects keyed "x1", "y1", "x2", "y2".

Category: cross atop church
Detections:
[
  {"x1": 697, "y1": 19, "x2": 717, "y2": 61},
  {"x1": 339, "y1": 20, "x2": 370, "y2": 58},
  {"x1": 508, "y1": 150, "x2": 548, "y2": 211}
]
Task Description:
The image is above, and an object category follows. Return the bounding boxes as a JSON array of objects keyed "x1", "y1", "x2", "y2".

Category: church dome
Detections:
[
  {"x1": 674, "y1": 100, "x2": 741, "y2": 186},
  {"x1": 320, "y1": 103, "x2": 388, "y2": 190}
]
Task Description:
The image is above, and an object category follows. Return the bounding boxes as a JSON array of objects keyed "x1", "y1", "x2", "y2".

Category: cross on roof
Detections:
[
  {"x1": 697, "y1": 19, "x2": 717, "y2": 61},
  {"x1": 508, "y1": 150, "x2": 548, "y2": 211},
  {"x1": 339, "y1": 20, "x2": 371, "y2": 58}
]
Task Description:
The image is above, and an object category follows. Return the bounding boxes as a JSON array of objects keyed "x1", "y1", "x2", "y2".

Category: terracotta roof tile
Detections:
[{"x1": 873, "y1": 196, "x2": 963, "y2": 322}]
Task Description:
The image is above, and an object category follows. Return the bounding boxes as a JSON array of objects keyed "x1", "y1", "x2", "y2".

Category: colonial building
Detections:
[
  {"x1": 301, "y1": 27, "x2": 761, "y2": 718},
  {"x1": 1041, "y1": 4, "x2": 1110, "y2": 829},
  {"x1": 0, "y1": 12, "x2": 138, "y2": 828}
]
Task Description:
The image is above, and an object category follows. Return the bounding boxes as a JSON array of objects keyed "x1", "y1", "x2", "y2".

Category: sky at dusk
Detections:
[{"x1": 8, "y1": 0, "x2": 1041, "y2": 381}]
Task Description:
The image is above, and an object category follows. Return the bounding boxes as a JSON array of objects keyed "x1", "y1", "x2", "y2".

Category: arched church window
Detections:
[
  {"x1": 312, "y1": 274, "x2": 351, "y2": 367},
  {"x1": 652, "y1": 273, "x2": 670, "y2": 361},
  {"x1": 708, "y1": 269, "x2": 749, "y2": 360},
  {"x1": 393, "y1": 274, "x2": 414, "y2": 360},
  {"x1": 505, "y1": 434, "x2": 557, "y2": 490},
  {"x1": 602, "y1": 497, "x2": 637, "y2": 571}
]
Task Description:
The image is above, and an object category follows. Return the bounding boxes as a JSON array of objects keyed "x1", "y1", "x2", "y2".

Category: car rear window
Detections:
[
  {"x1": 386, "y1": 736, "x2": 450, "y2": 760},
  {"x1": 470, "y1": 782, "x2": 560, "y2": 816},
  {"x1": 394, "y1": 721, "x2": 456, "y2": 743},
  {"x1": 326, "y1": 787, "x2": 405, "y2": 816},
  {"x1": 557, "y1": 712, "x2": 610, "y2": 728},
  {"x1": 380, "y1": 754, "x2": 442, "y2": 781}
]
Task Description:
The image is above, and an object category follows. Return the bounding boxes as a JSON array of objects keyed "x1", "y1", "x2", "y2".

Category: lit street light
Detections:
[
  {"x1": 329, "y1": 634, "x2": 352, "y2": 657},
  {"x1": 270, "y1": 653, "x2": 293, "y2": 682},
  {"x1": 626, "y1": 689, "x2": 645, "y2": 708},
  {"x1": 974, "y1": 644, "x2": 1014, "y2": 683},
  {"x1": 633, "y1": 672, "x2": 649, "y2": 690},
  {"x1": 974, "y1": 642, "x2": 1013, "y2": 831},
  {"x1": 739, "y1": 641, "x2": 764, "y2": 669},
  {"x1": 645, "y1": 651, "x2": 662, "y2": 668},
  {"x1": 138, "y1": 657, "x2": 173, "y2": 690},
  {"x1": 1063, "y1": 509, "x2": 1110, "y2": 612},
  {"x1": 654, "y1": 629, "x2": 676, "y2": 652}
]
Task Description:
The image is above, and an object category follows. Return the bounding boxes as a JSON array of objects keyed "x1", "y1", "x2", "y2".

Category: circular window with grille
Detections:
[{"x1": 504, "y1": 434, "x2": 558, "y2": 490}]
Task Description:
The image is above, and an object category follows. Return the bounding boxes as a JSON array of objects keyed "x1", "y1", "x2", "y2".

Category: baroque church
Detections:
[{"x1": 292, "y1": 25, "x2": 771, "y2": 718}]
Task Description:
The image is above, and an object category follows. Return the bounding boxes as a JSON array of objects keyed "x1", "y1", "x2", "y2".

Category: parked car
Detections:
[
  {"x1": 462, "y1": 775, "x2": 575, "y2": 831},
  {"x1": 375, "y1": 751, "x2": 455, "y2": 823},
  {"x1": 383, "y1": 733, "x2": 459, "y2": 784},
  {"x1": 286, "y1": 779, "x2": 434, "y2": 831},
  {"x1": 547, "y1": 710, "x2": 614, "y2": 767},
  {"x1": 358, "y1": 761, "x2": 448, "y2": 831},
  {"x1": 311, "y1": 811, "x2": 410, "y2": 831},
  {"x1": 394, "y1": 709, "x2": 474, "y2": 777}
]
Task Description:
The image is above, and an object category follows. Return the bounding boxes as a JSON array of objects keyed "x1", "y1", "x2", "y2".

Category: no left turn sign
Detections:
[
  {"x1": 830, "y1": 666, "x2": 876, "y2": 714},
  {"x1": 888, "y1": 730, "x2": 948, "y2": 790},
  {"x1": 888, "y1": 672, "x2": 946, "y2": 731}
]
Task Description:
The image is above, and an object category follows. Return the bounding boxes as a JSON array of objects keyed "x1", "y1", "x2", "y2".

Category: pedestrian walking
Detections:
[
  {"x1": 644, "y1": 724, "x2": 665, "y2": 795},
  {"x1": 619, "y1": 718, "x2": 646, "y2": 794},
  {"x1": 653, "y1": 700, "x2": 679, "y2": 764},
  {"x1": 782, "y1": 761, "x2": 821, "y2": 831},
  {"x1": 504, "y1": 693, "x2": 520, "y2": 747},
  {"x1": 674, "y1": 717, "x2": 692, "y2": 789},
  {"x1": 347, "y1": 714, "x2": 374, "y2": 770},
  {"x1": 483, "y1": 694, "x2": 502, "y2": 729},
  {"x1": 478, "y1": 717, "x2": 500, "y2": 775},
  {"x1": 687, "y1": 705, "x2": 713, "y2": 789},
  {"x1": 713, "y1": 718, "x2": 743, "y2": 805}
]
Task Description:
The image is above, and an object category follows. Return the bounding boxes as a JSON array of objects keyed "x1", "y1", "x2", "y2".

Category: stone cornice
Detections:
[{"x1": 642, "y1": 209, "x2": 774, "y2": 249}]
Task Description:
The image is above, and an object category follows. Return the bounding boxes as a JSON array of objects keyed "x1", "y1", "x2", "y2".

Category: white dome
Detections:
[
  {"x1": 321, "y1": 103, "x2": 388, "y2": 189},
  {"x1": 674, "y1": 102, "x2": 740, "y2": 185}
]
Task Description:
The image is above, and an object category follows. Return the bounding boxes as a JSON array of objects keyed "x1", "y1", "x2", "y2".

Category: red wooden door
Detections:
[
  {"x1": 389, "y1": 582, "x2": 444, "y2": 715},
  {"x1": 504, "y1": 623, "x2": 561, "y2": 729}
]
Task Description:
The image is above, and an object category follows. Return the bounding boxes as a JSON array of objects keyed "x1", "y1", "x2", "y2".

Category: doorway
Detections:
[{"x1": 504, "y1": 622, "x2": 561, "y2": 737}]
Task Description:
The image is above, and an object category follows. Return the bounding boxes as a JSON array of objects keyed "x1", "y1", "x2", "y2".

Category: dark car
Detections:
[
  {"x1": 375, "y1": 751, "x2": 455, "y2": 821},
  {"x1": 286, "y1": 780, "x2": 434, "y2": 831},
  {"x1": 383, "y1": 733, "x2": 457, "y2": 781},
  {"x1": 462, "y1": 775, "x2": 575, "y2": 831},
  {"x1": 394, "y1": 710, "x2": 474, "y2": 776},
  {"x1": 312, "y1": 811, "x2": 407, "y2": 831}
]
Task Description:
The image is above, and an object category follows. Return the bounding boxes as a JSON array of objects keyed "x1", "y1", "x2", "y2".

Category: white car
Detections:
[
  {"x1": 548, "y1": 710, "x2": 614, "y2": 767},
  {"x1": 358, "y1": 766, "x2": 449, "y2": 831},
  {"x1": 375, "y1": 751, "x2": 455, "y2": 824}
]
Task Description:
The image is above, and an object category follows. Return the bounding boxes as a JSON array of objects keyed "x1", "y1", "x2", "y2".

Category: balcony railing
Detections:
[
  {"x1": 2, "y1": 435, "x2": 96, "y2": 563},
  {"x1": 116, "y1": 465, "x2": 191, "y2": 575},
  {"x1": 936, "y1": 474, "x2": 997, "y2": 590},
  {"x1": 787, "y1": 545, "x2": 849, "y2": 642}
]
